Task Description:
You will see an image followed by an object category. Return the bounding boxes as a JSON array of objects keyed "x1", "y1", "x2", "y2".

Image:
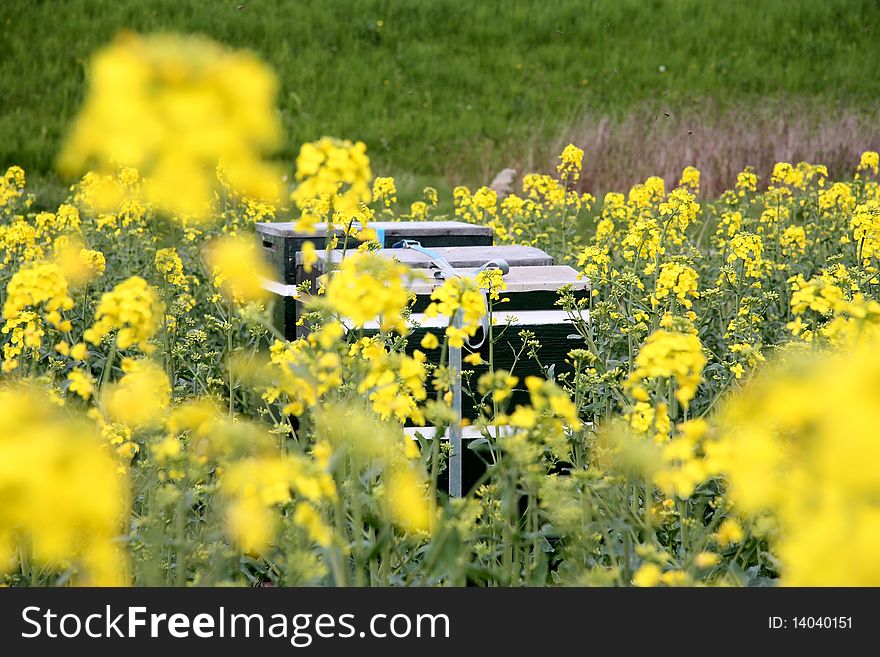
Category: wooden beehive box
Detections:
[
  {"x1": 288, "y1": 246, "x2": 555, "y2": 339},
  {"x1": 365, "y1": 264, "x2": 590, "y2": 419},
  {"x1": 257, "y1": 221, "x2": 495, "y2": 340},
  {"x1": 256, "y1": 220, "x2": 494, "y2": 285},
  {"x1": 299, "y1": 244, "x2": 552, "y2": 286}
]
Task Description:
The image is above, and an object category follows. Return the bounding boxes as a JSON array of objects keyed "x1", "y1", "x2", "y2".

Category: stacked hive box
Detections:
[
  {"x1": 331, "y1": 262, "x2": 589, "y2": 412},
  {"x1": 255, "y1": 220, "x2": 590, "y2": 493},
  {"x1": 256, "y1": 221, "x2": 493, "y2": 339},
  {"x1": 299, "y1": 245, "x2": 555, "y2": 337}
]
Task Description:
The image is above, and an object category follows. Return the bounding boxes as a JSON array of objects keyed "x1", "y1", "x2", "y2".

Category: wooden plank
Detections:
[
  {"x1": 306, "y1": 245, "x2": 554, "y2": 270},
  {"x1": 256, "y1": 220, "x2": 493, "y2": 239},
  {"x1": 405, "y1": 265, "x2": 589, "y2": 295},
  {"x1": 354, "y1": 310, "x2": 586, "y2": 331},
  {"x1": 260, "y1": 278, "x2": 299, "y2": 298},
  {"x1": 403, "y1": 423, "x2": 590, "y2": 441},
  {"x1": 403, "y1": 425, "x2": 518, "y2": 440}
]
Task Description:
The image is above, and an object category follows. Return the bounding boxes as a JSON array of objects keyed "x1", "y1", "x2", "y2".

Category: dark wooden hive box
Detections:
[
  {"x1": 257, "y1": 220, "x2": 495, "y2": 340},
  {"x1": 256, "y1": 220, "x2": 494, "y2": 284},
  {"x1": 281, "y1": 245, "x2": 555, "y2": 339},
  {"x1": 299, "y1": 244, "x2": 553, "y2": 286},
  {"x1": 361, "y1": 265, "x2": 591, "y2": 419}
]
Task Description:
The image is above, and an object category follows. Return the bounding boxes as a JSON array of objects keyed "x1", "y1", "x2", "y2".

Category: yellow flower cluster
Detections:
[
  {"x1": 452, "y1": 147, "x2": 593, "y2": 261},
  {"x1": 323, "y1": 252, "x2": 412, "y2": 334},
  {"x1": 653, "y1": 261, "x2": 699, "y2": 309},
  {"x1": 779, "y1": 225, "x2": 806, "y2": 256},
  {"x1": 475, "y1": 266, "x2": 507, "y2": 301},
  {"x1": 79, "y1": 248, "x2": 107, "y2": 278},
  {"x1": 556, "y1": 143, "x2": 584, "y2": 182},
  {"x1": 67, "y1": 367, "x2": 96, "y2": 400},
  {"x1": 0, "y1": 166, "x2": 26, "y2": 209},
  {"x1": 628, "y1": 328, "x2": 706, "y2": 408},
  {"x1": 3, "y1": 262, "x2": 74, "y2": 331},
  {"x1": 735, "y1": 166, "x2": 758, "y2": 194},
  {"x1": 625, "y1": 400, "x2": 672, "y2": 444},
  {"x1": 154, "y1": 248, "x2": 188, "y2": 289},
  {"x1": 679, "y1": 166, "x2": 700, "y2": 194},
  {"x1": 356, "y1": 339, "x2": 428, "y2": 425},
  {"x1": 770, "y1": 161, "x2": 827, "y2": 191},
  {"x1": 658, "y1": 187, "x2": 700, "y2": 243},
  {"x1": 59, "y1": 33, "x2": 283, "y2": 220},
  {"x1": 818, "y1": 181, "x2": 856, "y2": 216},
  {"x1": 84, "y1": 276, "x2": 163, "y2": 352},
  {"x1": 32, "y1": 204, "x2": 81, "y2": 240},
  {"x1": 787, "y1": 272, "x2": 880, "y2": 345},
  {"x1": 622, "y1": 216, "x2": 662, "y2": 273},
  {"x1": 410, "y1": 201, "x2": 428, "y2": 219},
  {"x1": 291, "y1": 137, "x2": 372, "y2": 220},
  {"x1": 577, "y1": 244, "x2": 611, "y2": 282},
  {"x1": 454, "y1": 185, "x2": 498, "y2": 224},
  {"x1": 372, "y1": 176, "x2": 397, "y2": 209},
  {"x1": 423, "y1": 276, "x2": 486, "y2": 348},
  {"x1": 628, "y1": 176, "x2": 666, "y2": 211},
  {"x1": 857, "y1": 150, "x2": 879, "y2": 176},
  {"x1": 709, "y1": 343, "x2": 880, "y2": 584},
  {"x1": 2, "y1": 263, "x2": 74, "y2": 370},
  {"x1": 851, "y1": 201, "x2": 880, "y2": 264},
  {"x1": 726, "y1": 232, "x2": 766, "y2": 279},
  {"x1": 0, "y1": 218, "x2": 40, "y2": 268},
  {"x1": 523, "y1": 174, "x2": 567, "y2": 208},
  {"x1": 266, "y1": 334, "x2": 343, "y2": 418},
  {"x1": 1, "y1": 312, "x2": 43, "y2": 372},
  {"x1": 0, "y1": 386, "x2": 127, "y2": 585}
]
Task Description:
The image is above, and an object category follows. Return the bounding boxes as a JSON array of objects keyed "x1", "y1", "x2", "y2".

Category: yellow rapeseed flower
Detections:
[
  {"x1": 324, "y1": 252, "x2": 411, "y2": 334},
  {"x1": 628, "y1": 329, "x2": 706, "y2": 408},
  {"x1": 0, "y1": 385, "x2": 128, "y2": 585},
  {"x1": 85, "y1": 276, "x2": 163, "y2": 352},
  {"x1": 59, "y1": 32, "x2": 283, "y2": 220},
  {"x1": 206, "y1": 235, "x2": 273, "y2": 304}
]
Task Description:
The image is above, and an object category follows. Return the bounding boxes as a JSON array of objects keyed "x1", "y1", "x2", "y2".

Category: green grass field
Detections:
[{"x1": 2, "y1": 0, "x2": 879, "y2": 196}]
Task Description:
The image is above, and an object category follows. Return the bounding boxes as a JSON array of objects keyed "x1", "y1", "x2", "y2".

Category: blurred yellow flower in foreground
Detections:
[
  {"x1": 221, "y1": 453, "x2": 337, "y2": 554},
  {"x1": 627, "y1": 328, "x2": 706, "y2": 408},
  {"x1": 58, "y1": 32, "x2": 283, "y2": 220},
  {"x1": 709, "y1": 343, "x2": 880, "y2": 585},
  {"x1": 0, "y1": 386, "x2": 128, "y2": 585},
  {"x1": 206, "y1": 235, "x2": 273, "y2": 304},
  {"x1": 101, "y1": 358, "x2": 171, "y2": 428},
  {"x1": 386, "y1": 466, "x2": 432, "y2": 533}
]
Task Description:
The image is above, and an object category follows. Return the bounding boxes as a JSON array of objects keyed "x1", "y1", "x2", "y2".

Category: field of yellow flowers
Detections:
[{"x1": 2, "y1": 33, "x2": 880, "y2": 588}]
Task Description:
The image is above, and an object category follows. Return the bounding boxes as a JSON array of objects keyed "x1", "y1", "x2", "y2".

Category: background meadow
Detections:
[{"x1": 2, "y1": 0, "x2": 879, "y2": 201}]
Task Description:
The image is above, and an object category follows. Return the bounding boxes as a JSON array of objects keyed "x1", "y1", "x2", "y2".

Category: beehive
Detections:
[
  {"x1": 256, "y1": 220, "x2": 496, "y2": 339},
  {"x1": 363, "y1": 264, "x2": 591, "y2": 418},
  {"x1": 256, "y1": 220, "x2": 494, "y2": 285},
  {"x1": 287, "y1": 245, "x2": 555, "y2": 339}
]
